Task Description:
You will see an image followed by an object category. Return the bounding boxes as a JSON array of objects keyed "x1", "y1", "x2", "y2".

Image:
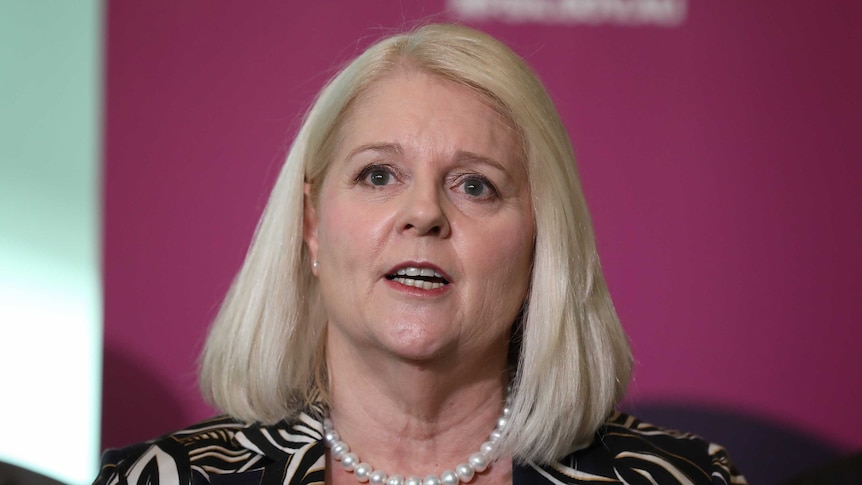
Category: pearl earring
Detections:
[{"x1": 312, "y1": 260, "x2": 319, "y2": 270}]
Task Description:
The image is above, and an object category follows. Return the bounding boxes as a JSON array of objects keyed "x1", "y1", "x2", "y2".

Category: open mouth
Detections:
[{"x1": 385, "y1": 267, "x2": 450, "y2": 290}]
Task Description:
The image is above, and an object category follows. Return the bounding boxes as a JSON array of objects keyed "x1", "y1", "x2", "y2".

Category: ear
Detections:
[{"x1": 303, "y1": 182, "x2": 319, "y2": 275}]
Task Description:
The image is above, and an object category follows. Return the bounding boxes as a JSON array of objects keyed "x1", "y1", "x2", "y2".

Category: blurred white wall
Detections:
[{"x1": 0, "y1": 1, "x2": 102, "y2": 483}]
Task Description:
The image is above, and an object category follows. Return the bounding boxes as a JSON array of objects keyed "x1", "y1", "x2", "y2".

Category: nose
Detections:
[{"x1": 396, "y1": 180, "x2": 451, "y2": 238}]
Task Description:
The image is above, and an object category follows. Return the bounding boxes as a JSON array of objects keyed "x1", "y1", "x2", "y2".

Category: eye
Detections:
[
  {"x1": 356, "y1": 164, "x2": 396, "y2": 187},
  {"x1": 368, "y1": 169, "x2": 391, "y2": 186},
  {"x1": 463, "y1": 178, "x2": 487, "y2": 196},
  {"x1": 457, "y1": 175, "x2": 498, "y2": 200}
]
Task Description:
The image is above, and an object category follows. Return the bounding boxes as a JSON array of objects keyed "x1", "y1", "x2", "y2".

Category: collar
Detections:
[{"x1": 234, "y1": 403, "x2": 328, "y2": 461}]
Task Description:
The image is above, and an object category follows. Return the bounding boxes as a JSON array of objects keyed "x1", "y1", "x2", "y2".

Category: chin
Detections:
[{"x1": 381, "y1": 325, "x2": 455, "y2": 363}]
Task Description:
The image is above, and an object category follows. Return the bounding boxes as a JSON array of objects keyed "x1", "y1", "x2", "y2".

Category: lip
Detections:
[
  {"x1": 383, "y1": 261, "x2": 454, "y2": 295},
  {"x1": 384, "y1": 261, "x2": 453, "y2": 283}
]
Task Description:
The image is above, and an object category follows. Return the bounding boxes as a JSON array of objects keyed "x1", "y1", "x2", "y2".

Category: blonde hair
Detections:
[{"x1": 199, "y1": 23, "x2": 632, "y2": 464}]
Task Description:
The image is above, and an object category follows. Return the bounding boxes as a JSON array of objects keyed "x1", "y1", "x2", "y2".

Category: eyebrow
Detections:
[
  {"x1": 454, "y1": 150, "x2": 507, "y2": 173},
  {"x1": 343, "y1": 142, "x2": 403, "y2": 163},
  {"x1": 344, "y1": 142, "x2": 512, "y2": 183},
  {"x1": 345, "y1": 143, "x2": 507, "y2": 171}
]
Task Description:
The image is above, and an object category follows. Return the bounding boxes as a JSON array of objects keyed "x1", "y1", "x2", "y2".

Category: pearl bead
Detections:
[
  {"x1": 332, "y1": 441, "x2": 350, "y2": 460},
  {"x1": 455, "y1": 463, "x2": 474, "y2": 482},
  {"x1": 480, "y1": 441, "x2": 494, "y2": 454},
  {"x1": 342, "y1": 452, "x2": 359, "y2": 471},
  {"x1": 355, "y1": 463, "x2": 373, "y2": 482},
  {"x1": 468, "y1": 453, "x2": 488, "y2": 473},
  {"x1": 423, "y1": 475, "x2": 441, "y2": 485},
  {"x1": 323, "y1": 393, "x2": 511, "y2": 485},
  {"x1": 325, "y1": 430, "x2": 340, "y2": 446},
  {"x1": 440, "y1": 470, "x2": 459, "y2": 485},
  {"x1": 405, "y1": 476, "x2": 422, "y2": 485}
]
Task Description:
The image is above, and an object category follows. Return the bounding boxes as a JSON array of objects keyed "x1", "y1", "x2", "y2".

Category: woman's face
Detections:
[{"x1": 304, "y1": 71, "x2": 534, "y2": 365}]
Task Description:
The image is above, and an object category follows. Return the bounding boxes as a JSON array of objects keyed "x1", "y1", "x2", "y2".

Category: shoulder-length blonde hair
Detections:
[{"x1": 200, "y1": 23, "x2": 631, "y2": 464}]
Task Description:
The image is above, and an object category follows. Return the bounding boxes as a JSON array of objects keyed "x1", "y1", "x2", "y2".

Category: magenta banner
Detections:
[{"x1": 103, "y1": 2, "x2": 861, "y2": 482}]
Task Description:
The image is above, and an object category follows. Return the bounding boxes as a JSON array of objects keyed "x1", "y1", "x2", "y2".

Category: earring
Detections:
[{"x1": 312, "y1": 260, "x2": 319, "y2": 270}]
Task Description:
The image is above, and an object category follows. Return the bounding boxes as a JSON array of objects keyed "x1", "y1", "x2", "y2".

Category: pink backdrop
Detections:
[{"x1": 103, "y1": 1, "x2": 862, "y2": 481}]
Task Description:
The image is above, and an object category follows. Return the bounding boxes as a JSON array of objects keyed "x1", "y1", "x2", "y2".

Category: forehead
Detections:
[{"x1": 337, "y1": 71, "x2": 523, "y2": 163}]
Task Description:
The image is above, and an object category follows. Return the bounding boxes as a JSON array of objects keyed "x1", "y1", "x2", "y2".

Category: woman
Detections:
[{"x1": 96, "y1": 24, "x2": 745, "y2": 485}]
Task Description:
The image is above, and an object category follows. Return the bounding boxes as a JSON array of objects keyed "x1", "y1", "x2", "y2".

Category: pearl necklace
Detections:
[{"x1": 323, "y1": 402, "x2": 510, "y2": 485}]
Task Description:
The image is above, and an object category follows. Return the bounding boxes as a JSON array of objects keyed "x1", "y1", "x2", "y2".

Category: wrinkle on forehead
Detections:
[
  {"x1": 338, "y1": 69, "x2": 527, "y2": 180},
  {"x1": 356, "y1": 68, "x2": 521, "y2": 144}
]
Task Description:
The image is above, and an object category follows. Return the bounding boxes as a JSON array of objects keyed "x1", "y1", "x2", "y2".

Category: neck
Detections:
[{"x1": 324, "y1": 330, "x2": 511, "y2": 479}]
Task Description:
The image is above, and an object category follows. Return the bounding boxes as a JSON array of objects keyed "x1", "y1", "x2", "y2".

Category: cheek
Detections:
[
  {"x1": 470, "y1": 227, "x2": 534, "y2": 293},
  {"x1": 319, "y1": 191, "x2": 360, "y2": 237},
  {"x1": 317, "y1": 199, "x2": 385, "y2": 262},
  {"x1": 502, "y1": 237, "x2": 534, "y2": 290},
  {"x1": 319, "y1": 206, "x2": 349, "y2": 241}
]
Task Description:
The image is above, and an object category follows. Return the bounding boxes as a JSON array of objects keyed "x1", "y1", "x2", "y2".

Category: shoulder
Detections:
[
  {"x1": 93, "y1": 408, "x2": 328, "y2": 485},
  {"x1": 92, "y1": 415, "x2": 254, "y2": 485},
  {"x1": 596, "y1": 412, "x2": 746, "y2": 482},
  {"x1": 525, "y1": 412, "x2": 747, "y2": 484}
]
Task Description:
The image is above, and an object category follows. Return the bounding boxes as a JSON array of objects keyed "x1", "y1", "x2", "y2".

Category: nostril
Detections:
[
  {"x1": 402, "y1": 223, "x2": 443, "y2": 234},
  {"x1": 398, "y1": 199, "x2": 450, "y2": 236}
]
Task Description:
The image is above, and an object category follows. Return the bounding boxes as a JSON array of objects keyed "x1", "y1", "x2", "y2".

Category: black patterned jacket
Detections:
[{"x1": 94, "y1": 405, "x2": 747, "y2": 485}]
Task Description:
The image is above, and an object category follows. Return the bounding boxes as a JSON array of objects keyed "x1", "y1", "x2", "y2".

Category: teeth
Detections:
[
  {"x1": 392, "y1": 277, "x2": 445, "y2": 290},
  {"x1": 390, "y1": 266, "x2": 447, "y2": 290},
  {"x1": 395, "y1": 267, "x2": 442, "y2": 278}
]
